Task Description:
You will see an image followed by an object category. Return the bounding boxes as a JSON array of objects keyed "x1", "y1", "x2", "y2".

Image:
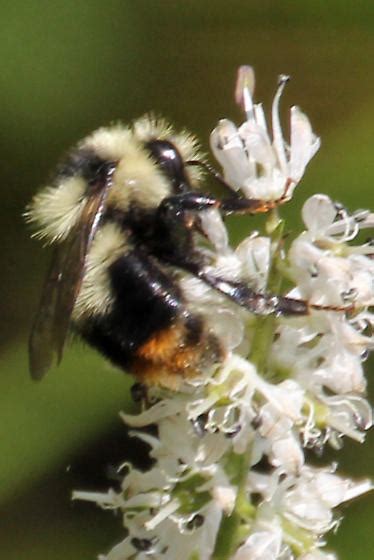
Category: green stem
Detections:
[
  {"x1": 265, "y1": 209, "x2": 285, "y2": 293},
  {"x1": 212, "y1": 445, "x2": 254, "y2": 560},
  {"x1": 212, "y1": 210, "x2": 286, "y2": 560},
  {"x1": 250, "y1": 209, "x2": 284, "y2": 373}
]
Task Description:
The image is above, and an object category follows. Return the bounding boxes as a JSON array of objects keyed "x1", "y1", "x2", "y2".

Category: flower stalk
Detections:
[
  {"x1": 212, "y1": 443, "x2": 254, "y2": 560},
  {"x1": 249, "y1": 211, "x2": 284, "y2": 374}
]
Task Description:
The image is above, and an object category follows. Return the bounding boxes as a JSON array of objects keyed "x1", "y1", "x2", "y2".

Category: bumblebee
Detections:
[{"x1": 27, "y1": 115, "x2": 310, "y2": 387}]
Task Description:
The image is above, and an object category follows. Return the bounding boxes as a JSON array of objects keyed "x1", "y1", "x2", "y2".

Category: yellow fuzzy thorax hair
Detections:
[{"x1": 25, "y1": 115, "x2": 205, "y2": 245}]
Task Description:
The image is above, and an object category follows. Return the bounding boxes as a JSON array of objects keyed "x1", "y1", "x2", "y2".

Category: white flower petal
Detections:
[
  {"x1": 235, "y1": 235, "x2": 271, "y2": 290},
  {"x1": 239, "y1": 121, "x2": 276, "y2": 173},
  {"x1": 200, "y1": 208, "x2": 229, "y2": 254},
  {"x1": 233, "y1": 528, "x2": 283, "y2": 560},
  {"x1": 210, "y1": 119, "x2": 254, "y2": 189},
  {"x1": 315, "y1": 352, "x2": 366, "y2": 394},
  {"x1": 120, "y1": 399, "x2": 185, "y2": 427},
  {"x1": 271, "y1": 436, "x2": 304, "y2": 473},
  {"x1": 290, "y1": 106, "x2": 320, "y2": 182},
  {"x1": 302, "y1": 195, "x2": 337, "y2": 236}
]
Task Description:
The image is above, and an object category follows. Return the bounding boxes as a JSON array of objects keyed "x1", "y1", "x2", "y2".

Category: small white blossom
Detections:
[
  {"x1": 289, "y1": 195, "x2": 374, "y2": 308},
  {"x1": 210, "y1": 66, "x2": 320, "y2": 201},
  {"x1": 278, "y1": 468, "x2": 371, "y2": 534}
]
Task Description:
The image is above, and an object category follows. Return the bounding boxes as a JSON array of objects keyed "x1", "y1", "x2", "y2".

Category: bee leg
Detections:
[
  {"x1": 157, "y1": 195, "x2": 307, "y2": 316},
  {"x1": 158, "y1": 195, "x2": 351, "y2": 316},
  {"x1": 130, "y1": 382, "x2": 148, "y2": 404},
  {"x1": 191, "y1": 262, "x2": 350, "y2": 316},
  {"x1": 194, "y1": 268, "x2": 350, "y2": 316},
  {"x1": 158, "y1": 191, "x2": 282, "y2": 220},
  {"x1": 195, "y1": 272, "x2": 309, "y2": 316}
]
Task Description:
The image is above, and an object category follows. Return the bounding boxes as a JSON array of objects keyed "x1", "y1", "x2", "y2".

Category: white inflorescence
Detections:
[{"x1": 74, "y1": 67, "x2": 373, "y2": 560}]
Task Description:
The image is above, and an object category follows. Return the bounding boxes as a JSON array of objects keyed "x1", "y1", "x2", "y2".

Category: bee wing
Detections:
[
  {"x1": 29, "y1": 245, "x2": 66, "y2": 380},
  {"x1": 29, "y1": 172, "x2": 114, "y2": 380}
]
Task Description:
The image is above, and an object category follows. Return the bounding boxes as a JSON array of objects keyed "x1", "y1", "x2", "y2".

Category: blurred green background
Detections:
[{"x1": 1, "y1": 1, "x2": 373, "y2": 558}]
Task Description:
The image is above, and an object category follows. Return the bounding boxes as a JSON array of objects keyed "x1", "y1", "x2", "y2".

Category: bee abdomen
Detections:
[
  {"x1": 77, "y1": 249, "x2": 224, "y2": 387},
  {"x1": 131, "y1": 316, "x2": 224, "y2": 387}
]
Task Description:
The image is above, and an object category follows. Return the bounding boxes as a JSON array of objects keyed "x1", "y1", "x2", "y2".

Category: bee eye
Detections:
[{"x1": 145, "y1": 139, "x2": 190, "y2": 192}]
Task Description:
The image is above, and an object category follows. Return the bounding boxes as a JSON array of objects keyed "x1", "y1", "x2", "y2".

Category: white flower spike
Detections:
[{"x1": 75, "y1": 67, "x2": 373, "y2": 560}]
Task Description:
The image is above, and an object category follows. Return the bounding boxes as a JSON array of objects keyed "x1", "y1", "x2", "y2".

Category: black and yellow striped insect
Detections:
[{"x1": 26, "y1": 115, "x2": 315, "y2": 387}]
